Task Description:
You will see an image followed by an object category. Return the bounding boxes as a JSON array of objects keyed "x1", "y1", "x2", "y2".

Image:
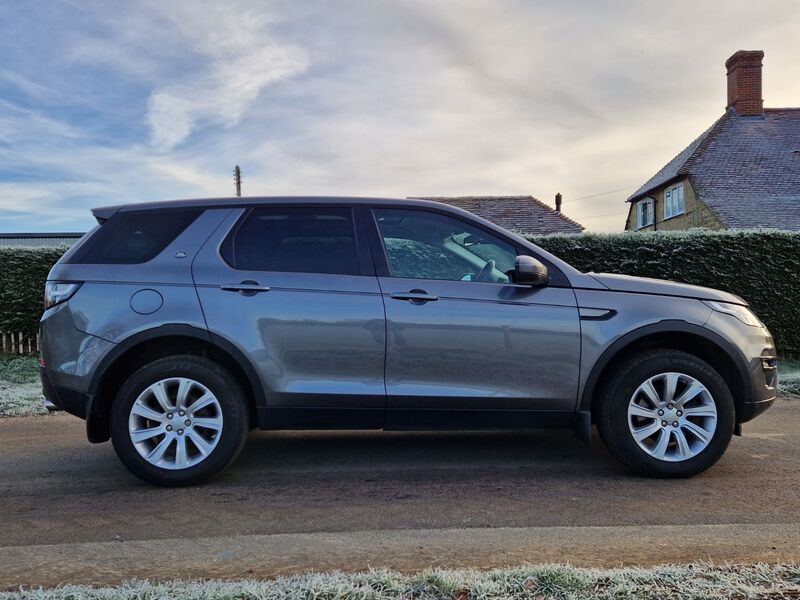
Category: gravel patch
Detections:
[{"x1": 2, "y1": 564, "x2": 800, "y2": 600}]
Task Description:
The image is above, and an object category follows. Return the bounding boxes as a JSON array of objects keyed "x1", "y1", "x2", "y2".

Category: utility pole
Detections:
[{"x1": 233, "y1": 165, "x2": 242, "y2": 197}]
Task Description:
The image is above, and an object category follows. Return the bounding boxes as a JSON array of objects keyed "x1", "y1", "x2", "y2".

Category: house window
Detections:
[
  {"x1": 664, "y1": 183, "x2": 685, "y2": 219},
  {"x1": 636, "y1": 197, "x2": 654, "y2": 228}
]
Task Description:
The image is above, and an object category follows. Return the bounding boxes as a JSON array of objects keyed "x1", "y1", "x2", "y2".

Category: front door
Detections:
[
  {"x1": 193, "y1": 205, "x2": 386, "y2": 429},
  {"x1": 369, "y1": 207, "x2": 581, "y2": 429}
]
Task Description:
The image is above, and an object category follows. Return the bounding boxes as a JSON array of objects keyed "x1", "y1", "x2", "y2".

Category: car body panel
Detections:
[
  {"x1": 574, "y1": 288, "x2": 715, "y2": 411},
  {"x1": 378, "y1": 277, "x2": 580, "y2": 416},
  {"x1": 39, "y1": 208, "x2": 232, "y2": 419},
  {"x1": 39, "y1": 302, "x2": 114, "y2": 395},
  {"x1": 65, "y1": 282, "x2": 208, "y2": 344},
  {"x1": 588, "y1": 273, "x2": 746, "y2": 304},
  {"x1": 191, "y1": 207, "x2": 387, "y2": 428}
]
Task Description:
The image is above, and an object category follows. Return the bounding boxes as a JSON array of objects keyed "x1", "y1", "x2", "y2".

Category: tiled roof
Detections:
[
  {"x1": 411, "y1": 196, "x2": 584, "y2": 234},
  {"x1": 628, "y1": 108, "x2": 800, "y2": 230}
]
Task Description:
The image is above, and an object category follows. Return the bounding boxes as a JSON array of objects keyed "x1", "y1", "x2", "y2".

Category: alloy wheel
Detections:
[
  {"x1": 128, "y1": 377, "x2": 223, "y2": 470},
  {"x1": 627, "y1": 372, "x2": 717, "y2": 462}
]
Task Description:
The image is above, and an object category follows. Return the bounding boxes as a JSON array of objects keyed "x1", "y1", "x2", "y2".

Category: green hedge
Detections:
[
  {"x1": 530, "y1": 229, "x2": 800, "y2": 357},
  {"x1": 0, "y1": 247, "x2": 68, "y2": 336},
  {"x1": 2, "y1": 229, "x2": 799, "y2": 355}
]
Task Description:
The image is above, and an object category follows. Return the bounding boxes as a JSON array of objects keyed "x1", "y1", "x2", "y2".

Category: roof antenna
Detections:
[{"x1": 233, "y1": 165, "x2": 242, "y2": 197}]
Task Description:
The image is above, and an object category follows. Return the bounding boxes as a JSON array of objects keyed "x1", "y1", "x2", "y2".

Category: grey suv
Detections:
[{"x1": 40, "y1": 197, "x2": 777, "y2": 485}]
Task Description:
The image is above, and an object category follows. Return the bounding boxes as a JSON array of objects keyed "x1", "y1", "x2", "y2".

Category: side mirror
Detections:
[{"x1": 513, "y1": 255, "x2": 549, "y2": 287}]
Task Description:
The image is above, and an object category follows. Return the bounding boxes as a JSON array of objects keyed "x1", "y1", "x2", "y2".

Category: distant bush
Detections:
[
  {"x1": 3, "y1": 228, "x2": 799, "y2": 356},
  {"x1": 530, "y1": 229, "x2": 800, "y2": 356}
]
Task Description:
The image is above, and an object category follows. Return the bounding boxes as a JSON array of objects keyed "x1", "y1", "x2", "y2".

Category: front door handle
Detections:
[
  {"x1": 221, "y1": 281, "x2": 270, "y2": 296},
  {"x1": 390, "y1": 290, "x2": 439, "y2": 304}
]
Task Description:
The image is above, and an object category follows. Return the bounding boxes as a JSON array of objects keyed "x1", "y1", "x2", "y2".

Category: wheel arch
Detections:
[
  {"x1": 86, "y1": 325, "x2": 264, "y2": 443},
  {"x1": 581, "y1": 321, "x2": 751, "y2": 424}
]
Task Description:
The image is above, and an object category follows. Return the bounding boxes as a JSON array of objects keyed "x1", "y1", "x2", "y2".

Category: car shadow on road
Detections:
[{"x1": 230, "y1": 428, "x2": 623, "y2": 479}]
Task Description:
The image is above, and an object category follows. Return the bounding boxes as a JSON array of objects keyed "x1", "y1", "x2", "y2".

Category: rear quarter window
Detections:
[{"x1": 69, "y1": 209, "x2": 202, "y2": 264}]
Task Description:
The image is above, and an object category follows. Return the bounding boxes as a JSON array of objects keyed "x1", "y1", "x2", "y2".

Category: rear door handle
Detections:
[
  {"x1": 221, "y1": 281, "x2": 270, "y2": 295},
  {"x1": 390, "y1": 290, "x2": 438, "y2": 303}
]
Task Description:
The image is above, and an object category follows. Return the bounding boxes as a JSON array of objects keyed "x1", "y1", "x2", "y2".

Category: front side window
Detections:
[
  {"x1": 664, "y1": 183, "x2": 685, "y2": 219},
  {"x1": 636, "y1": 198, "x2": 654, "y2": 228},
  {"x1": 222, "y1": 206, "x2": 360, "y2": 275},
  {"x1": 373, "y1": 208, "x2": 517, "y2": 283}
]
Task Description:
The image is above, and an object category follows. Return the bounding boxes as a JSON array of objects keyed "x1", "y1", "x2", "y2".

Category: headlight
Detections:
[
  {"x1": 703, "y1": 300, "x2": 762, "y2": 327},
  {"x1": 44, "y1": 281, "x2": 82, "y2": 310}
]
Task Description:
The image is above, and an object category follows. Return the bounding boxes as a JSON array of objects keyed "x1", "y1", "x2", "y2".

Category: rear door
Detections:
[
  {"x1": 193, "y1": 205, "x2": 386, "y2": 429},
  {"x1": 367, "y1": 206, "x2": 581, "y2": 429}
]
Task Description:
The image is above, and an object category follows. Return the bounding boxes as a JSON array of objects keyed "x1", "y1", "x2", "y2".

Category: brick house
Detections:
[
  {"x1": 413, "y1": 195, "x2": 584, "y2": 235},
  {"x1": 625, "y1": 50, "x2": 800, "y2": 231}
]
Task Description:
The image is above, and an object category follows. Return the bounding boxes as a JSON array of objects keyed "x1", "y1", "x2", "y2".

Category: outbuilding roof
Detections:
[{"x1": 413, "y1": 195, "x2": 584, "y2": 234}]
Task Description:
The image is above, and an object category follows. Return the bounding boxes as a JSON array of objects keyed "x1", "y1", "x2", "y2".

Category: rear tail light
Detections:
[{"x1": 43, "y1": 281, "x2": 82, "y2": 310}]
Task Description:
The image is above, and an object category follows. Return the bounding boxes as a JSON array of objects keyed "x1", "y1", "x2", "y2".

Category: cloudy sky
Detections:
[{"x1": 1, "y1": 0, "x2": 799, "y2": 232}]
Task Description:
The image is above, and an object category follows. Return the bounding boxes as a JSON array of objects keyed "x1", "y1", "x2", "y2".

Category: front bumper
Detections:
[
  {"x1": 738, "y1": 353, "x2": 778, "y2": 422},
  {"x1": 702, "y1": 311, "x2": 778, "y2": 424}
]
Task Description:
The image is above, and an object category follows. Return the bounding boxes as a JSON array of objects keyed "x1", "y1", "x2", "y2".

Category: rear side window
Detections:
[
  {"x1": 69, "y1": 209, "x2": 202, "y2": 264},
  {"x1": 221, "y1": 206, "x2": 360, "y2": 275}
]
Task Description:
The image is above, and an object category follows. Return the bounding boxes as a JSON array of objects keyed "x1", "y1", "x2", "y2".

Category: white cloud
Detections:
[{"x1": 142, "y1": 3, "x2": 309, "y2": 151}]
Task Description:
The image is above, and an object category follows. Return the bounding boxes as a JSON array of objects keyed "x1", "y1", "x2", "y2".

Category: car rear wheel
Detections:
[
  {"x1": 596, "y1": 350, "x2": 735, "y2": 478},
  {"x1": 111, "y1": 355, "x2": 249, "y2": 486}
]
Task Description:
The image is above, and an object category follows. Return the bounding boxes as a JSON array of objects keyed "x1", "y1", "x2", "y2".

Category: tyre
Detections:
[
  {"x1": 596, "y1": 349, "x2": 734, "y2": 478},
  {"x1": 111, "y1": 355, "x2": 249, "y2": 486}
]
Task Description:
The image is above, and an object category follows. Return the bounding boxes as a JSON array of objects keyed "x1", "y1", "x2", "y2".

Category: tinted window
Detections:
[
  {"x1": 222, "y1": 207, "x2": 360, "y2": 275},
  {"x1": 70, "y1": 209, "x2": 201, "y2": 264},
  {"x1": 373, "y1": 208, "x2": 517, "y2": 283}
]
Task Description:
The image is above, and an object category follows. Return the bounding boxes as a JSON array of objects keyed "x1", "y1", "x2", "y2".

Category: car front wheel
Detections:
[
  {"x1": 111, "y1": 355, "x2": 249, "y2": 486},
  {"x1": 596, "y1": 350, "x2": 735, "y2": 478}
]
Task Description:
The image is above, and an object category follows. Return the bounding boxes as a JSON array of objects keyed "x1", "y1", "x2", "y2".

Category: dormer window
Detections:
[
  {"x1": 664, "y1": 183, "x2": 685, "y2": 219},
  {"x1": 636, "y1": 197, "x2": 654, "y2": 228}
]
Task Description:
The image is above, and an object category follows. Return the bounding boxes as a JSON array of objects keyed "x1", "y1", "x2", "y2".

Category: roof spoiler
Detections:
[{"x1": 91, "y1": 204, "x2": 122, "y2": 224}]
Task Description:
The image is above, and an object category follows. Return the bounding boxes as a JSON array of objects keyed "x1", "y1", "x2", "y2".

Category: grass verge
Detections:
[
  {"x1": 1, "y1": 564, "x2": 799, "y2": 599},
  {"x1": 0, "y1": 354, "x2": 45, "y2": 417}
]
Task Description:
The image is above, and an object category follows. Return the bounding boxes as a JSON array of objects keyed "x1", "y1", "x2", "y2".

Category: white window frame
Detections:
[
  {"x1": 663, "y1": 183, "x2": 685, "y2": 219},
  {"x1": 636, "y1": 197, "x2": 654, "y2": 229}
]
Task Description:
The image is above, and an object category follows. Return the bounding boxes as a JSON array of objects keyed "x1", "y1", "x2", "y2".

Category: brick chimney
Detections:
[
  {"x1": 555, "y1": 192, "x2": 562, "y2": 212},
  {"x1": 725, "y1": 50, "x2": 764, "y2": 116}
]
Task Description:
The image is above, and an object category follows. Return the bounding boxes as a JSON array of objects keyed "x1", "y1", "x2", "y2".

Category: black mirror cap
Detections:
[{"x1": 513, "y1": 255, "x2": 549, "y2": 286}]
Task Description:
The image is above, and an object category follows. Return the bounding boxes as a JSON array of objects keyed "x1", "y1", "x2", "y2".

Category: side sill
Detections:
[
  {"x1": 258, "y1": 407, "x2": 384, "y2": 430},
  {"x1": 383, "y1": 409, "x2": 575, "y2": 431}
]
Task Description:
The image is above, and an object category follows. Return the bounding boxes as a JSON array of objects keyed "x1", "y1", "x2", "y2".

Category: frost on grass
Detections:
[
  {"x1": 0, "y1": 381, "x2": 46, "y2": 417},
  {"x1": 0, "y1": 355, "x2": 45, "y2": 417},
  {"x1": 2, "y1": 563, "x2": 799, "y2": 600},
  {"x1": 780, "y1": 359, "x2": 800, "y2": 397}
]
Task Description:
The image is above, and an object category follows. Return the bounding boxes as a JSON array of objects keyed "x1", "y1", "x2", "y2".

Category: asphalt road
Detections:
[{"x1": 1, "y1": 401, "x2": 799, "y2": 589}]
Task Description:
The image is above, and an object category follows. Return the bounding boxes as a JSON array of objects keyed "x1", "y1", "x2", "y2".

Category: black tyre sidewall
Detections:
[
  {"x1": 111, "y1": 355, "x2": 249, "y2": 486},
  {"x1": 599, "y1": 351, "x2": 735, "y2": 478}
]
